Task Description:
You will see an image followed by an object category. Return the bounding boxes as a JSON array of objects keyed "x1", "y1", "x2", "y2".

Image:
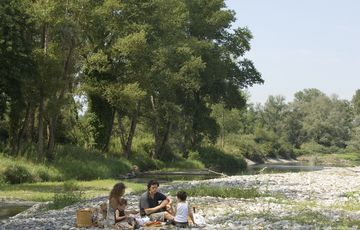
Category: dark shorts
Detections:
[{"x1": 175, "y1": 221, "x2": 189, "y2": 228}]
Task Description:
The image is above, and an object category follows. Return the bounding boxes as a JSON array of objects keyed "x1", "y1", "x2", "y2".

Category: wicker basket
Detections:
[{"x1": 76, "y1": 208, "x2": 94, "y2": 227}]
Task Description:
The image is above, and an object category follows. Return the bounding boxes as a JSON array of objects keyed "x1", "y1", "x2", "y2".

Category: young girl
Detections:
[
  {"x1": 174, "y1": 191, "x2": 195, "y2": 228},
  {"x1": 115, "y1": 198, "x2": 135, "y2": 229}
]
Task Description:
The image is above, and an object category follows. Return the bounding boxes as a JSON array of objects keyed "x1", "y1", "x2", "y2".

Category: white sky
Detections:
[{"x1": 226, "y1": 0, "x2": 360, "y2": 104}]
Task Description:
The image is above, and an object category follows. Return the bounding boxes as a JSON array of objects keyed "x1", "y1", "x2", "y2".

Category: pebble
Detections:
[{"x1": 2, "y1": 167, "x2": 360, "y2": 229}]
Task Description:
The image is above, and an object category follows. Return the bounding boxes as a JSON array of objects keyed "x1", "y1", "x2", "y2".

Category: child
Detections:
[
  {"x1": 115, "y1": 198, "x2": 135, "y2": 229},
  {"x1": 173, "y1": 191, "x2": 196, "y2": 228}
]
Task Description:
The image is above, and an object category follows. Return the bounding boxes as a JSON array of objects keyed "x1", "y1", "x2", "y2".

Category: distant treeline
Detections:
[{"x1": 213, "y1": 88, "x2": 360, "y2": 162}]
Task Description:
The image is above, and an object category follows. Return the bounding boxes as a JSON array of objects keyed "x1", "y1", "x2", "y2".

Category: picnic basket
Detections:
[{"x1": 76, "y1": 208, "x2": 96, "y2": 227}]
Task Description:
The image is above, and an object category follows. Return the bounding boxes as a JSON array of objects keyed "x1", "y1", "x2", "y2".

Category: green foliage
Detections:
[
  {"x1": 87, "y1": 95, "x2": 115, "y2": 152},
  {"x1": 171, "y1": 185, "x2": 263, "y2": 199},
  {"x1": 49, "y1": 190, "x2": 83, "y2": 210},
  {"x1": 54, "y1": 145, "x2": 131, "y2": 180},
  {"x1": 3, "y1": 164, "x2": 33, "y2": 184},
  {"x1": 196, "y1": 146, "x2": 247, "y2": 174},
  {"x1": 188, "y1": 150, "x2": 201, "y2": 161},
  {"x1": 299, "y1": 141, "x2": 341, "y2": 155},
  {"x1": 227, "y1": 134, "x2": 265, "y2": 162},
  {"x1": 167, "y1": 159, "x2": 205, "y2": 170},
  {"x1": 130, "y1": 150, "x2": 164, "y2": 172},
  {"x1": 0, "y1": 154, "x2": 63, "y2": 184},
  {"x1": 63, "y1": 180, "x2": 80, "y2": 191},
  {"x1": 352, "y1": 89, "x2": 360, "y2": 115}
]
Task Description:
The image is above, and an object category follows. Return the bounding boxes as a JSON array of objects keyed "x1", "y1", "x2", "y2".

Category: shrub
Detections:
[
  {"x1": 130, "y1": 150, "x2": 164, "y2": 171},
  {"x1": 167, "y1": 159, "x2": 205, "y2": 170},
  {"x1": 277, "y1": 139, "x2": 296, "y2": 159},
  {"x1": 54, "y1": 145, "x2": 132, "y2": 180},
  {"x1": 35, "y1": 167, "x2": 63, "y2": 182},
  {"x1": 63, "y1": 180, "x2": 80, "y2": 191},
  {"x1": 4, "y1": 164, "x2": 33, "y2": 184},
  {"x1": 229, "y1": 134, "x2": 265, "y2": 163},
  {"x1": 299, "y1": 141, "x2": 341, "y2": 155},
  {"x1": 188, "y1": 151, "x2": 201, "y2": 161},
  {"x1": 196, "y1": 146, "x2": 247, "y2": 174},
  {"x1": 0, "y1": 175, "x2": 6, "y2": 185},
  {"x1": 49, "y1": 191, "x2": 83, "y2": 210},
  {"x1": 48, "y1": 180, "x2": 84, "y2": 210}
]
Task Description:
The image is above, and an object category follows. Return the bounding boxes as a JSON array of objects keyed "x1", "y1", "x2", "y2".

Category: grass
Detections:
[
  {"x1": 0, "y1": 179, "x2": 146, "y2": 202},
  {"x1": 169, "y1": 185, "x2": 266, "y2": 199}
]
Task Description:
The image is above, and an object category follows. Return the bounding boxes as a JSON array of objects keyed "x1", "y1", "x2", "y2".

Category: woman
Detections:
[{"x1": 107, "y1": 182, "x2": 126, "y2": 227}]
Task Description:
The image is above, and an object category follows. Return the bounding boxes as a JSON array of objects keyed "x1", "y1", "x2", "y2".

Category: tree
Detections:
[
  {"x1": 352, "y1": 89, "x2": 360, "y2": 115},
  {"x1": 0, "y1": 0, "x2": 35, "y2": 153},
  {"x1": 293, "y1": 89, "x2": 352, "y2": 147},
  {"x1": 260, "y1": 95, "x2": 288, "y2": 135},
  {"x1": 175, "y1": 0, "x2": 263, "y2": 151}
]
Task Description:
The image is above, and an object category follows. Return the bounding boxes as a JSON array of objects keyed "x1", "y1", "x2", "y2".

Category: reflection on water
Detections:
[
  {"x1": 247, "y1": 162, "x2": 324, "y2": 174},
  {"x1": 0, "y1": 204, "x2": 31, "y2": 220}
]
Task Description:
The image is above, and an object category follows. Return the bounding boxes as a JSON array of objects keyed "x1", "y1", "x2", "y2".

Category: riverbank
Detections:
[{"x1": 2, "y1": 166, "x2": 360, "y2": 229}]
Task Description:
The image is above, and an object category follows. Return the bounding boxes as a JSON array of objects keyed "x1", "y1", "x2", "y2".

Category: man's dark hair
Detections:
[
  {"x1": 177, "y1": 191, "x2": 187, "y2": 201},
  {"x1": 119, "y1": 198, "x2": 127, "y2": 205},
  {"x1": 147, "y1": 179, "x2": 160, "y2": 190}
]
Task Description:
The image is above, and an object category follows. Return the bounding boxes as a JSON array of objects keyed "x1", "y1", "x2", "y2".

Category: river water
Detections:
[
  {"x1": 0, "y1": 204, "x2": 32, "y2": 221},
  {"x1": 247, "y1": 162, "x2": 324, "y2": 174}
]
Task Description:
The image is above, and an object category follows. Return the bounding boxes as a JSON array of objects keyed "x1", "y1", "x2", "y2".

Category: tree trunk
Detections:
[
  {"x1": 123, "y1": 102, "x2": 140, "y2": 159},
  {"x1": 155, "y1": 121, "x2": 172, "y2": 160},
  {"x1": 150, "y1": 95, "x2": 160, "y2": 159},
  {"x1": 101, "y1": 109, "x2": 115, "y2": 152},
  {"x1": 9, "y1": 100, "x2": 22, "y2": 154},
  {"x1": 47, "y1": 114, "x2": 57, "y2": 161},
  {"x1": 17, "y1": 102, "x2": 31, "y2": 152},
  {"x1": 38, "y1": 23, "x2": 48, "y2": 159},
  {"x1": 37, "y1": 91, "x2": 44, "y2": 158},
  {"x1": 28, "y1": 106, "x2": 35, "y2": 142},
  {"x1": 46, "y1": 37, "x2": 74, "y2": 158}
]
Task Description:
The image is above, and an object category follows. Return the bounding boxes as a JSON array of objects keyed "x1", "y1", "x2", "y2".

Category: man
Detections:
[{"x1": 139, "y1": 179, "x2": 174, "y2": 222}]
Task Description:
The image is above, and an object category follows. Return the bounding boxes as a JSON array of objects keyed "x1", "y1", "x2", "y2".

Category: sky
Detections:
[{"x1": 225, "y1": 0, "x2": 360, "y2": 104}]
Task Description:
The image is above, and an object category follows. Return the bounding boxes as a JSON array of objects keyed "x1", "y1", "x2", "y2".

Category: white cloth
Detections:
[
  {"x1": 105, "y1": 200, "x2": 115, "y2": 227},
  {"x1": 194, "y1": 213, "x2": 206, "y2": 226},
  {"x1": 174, "y1": 202, "x2": 189, "y2": 223}
]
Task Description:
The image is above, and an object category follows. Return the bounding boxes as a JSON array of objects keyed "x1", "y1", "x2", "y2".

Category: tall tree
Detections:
[{"x1": 0, "y1": 0, "x2": 35, "y2": 153}]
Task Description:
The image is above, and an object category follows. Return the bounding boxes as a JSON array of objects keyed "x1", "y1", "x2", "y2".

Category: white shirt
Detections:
[{"x1": 174, "y1": 201, "x2": 189, "y2": 223}]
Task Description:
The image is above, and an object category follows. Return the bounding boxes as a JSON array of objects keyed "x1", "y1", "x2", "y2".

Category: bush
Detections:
[
  {"x1": 229, "y1": 134, "x2": 265, "y2": 163},
  {"x1": 167, "y1": 159, "x2": 205, "y2": 170},
  {"x1": 196, "y1": 146, "x2": 247, "y2": 174},
  {"x1": 0, "y1": 175, "x2": 6, "y2": 185},
  {"x1": 277, "y1": 139, "x2": 296, "y2": 159},
  {"x1": 48, "y1": 180, "x2": 84, "y2": 210},
  {"x1": 299, "y1": 141, "x2": 341, "y2": 155},
  {"x1": 4, "y1": 164, "x2": 33, "y2": 184},
  {"x1": 188, "y1": 151, "x2": 201, "y2": 161},
  {"x1": 63, "y1": 180, "x2": 80, "y2": 191},
  {"x1": 130, "y1": 150, "x2": 164, "y2": 171},
  {"x1": 49, "y1": 191, "x2": 83, "y2": 210},
  {"x1": 54, "y1": 145, "x2": 132, "y2": 180},
  {"x1": 35, "y1": 167, "x2": 63, "y2": 182}
]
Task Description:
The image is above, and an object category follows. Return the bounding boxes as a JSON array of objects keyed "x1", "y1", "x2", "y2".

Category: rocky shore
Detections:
[{"x1": 2, "y1": 167, "x2": 360, "y2": 229}]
